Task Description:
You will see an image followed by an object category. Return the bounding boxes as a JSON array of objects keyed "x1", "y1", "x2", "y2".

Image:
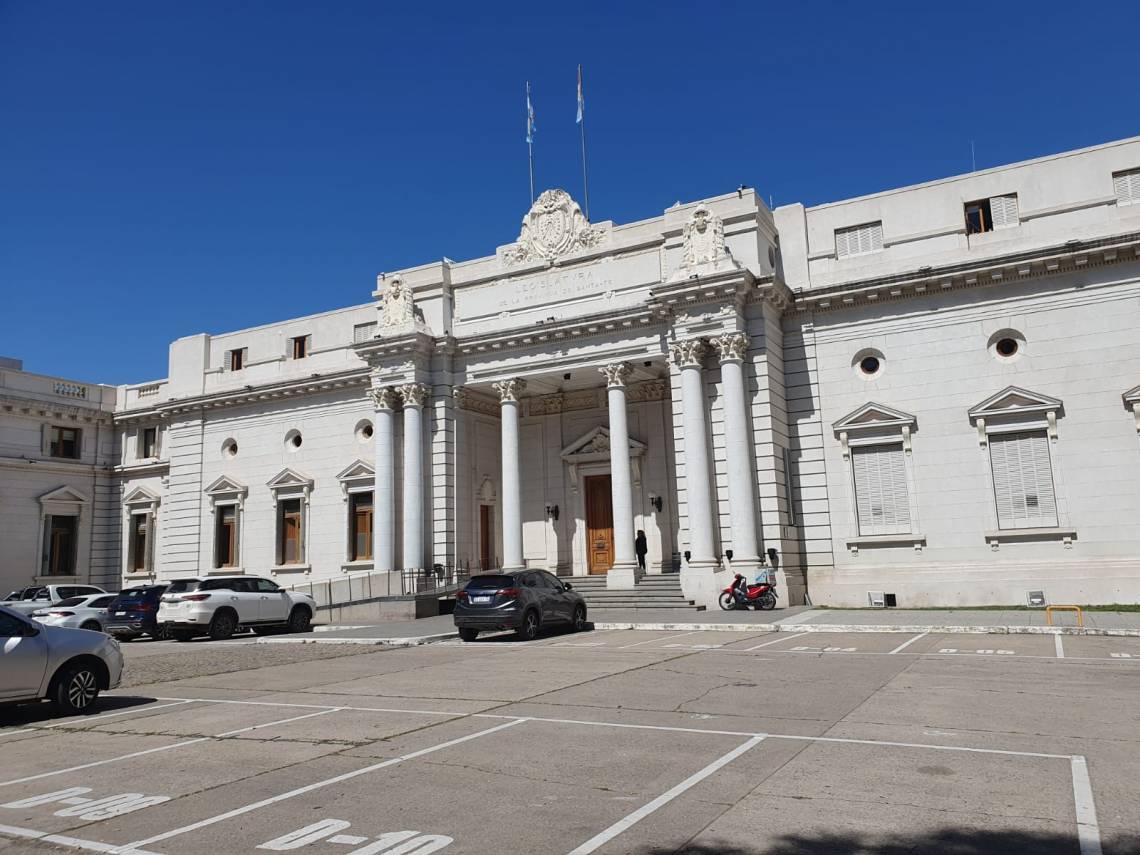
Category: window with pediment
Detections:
[
  {"x1": 205, "y1": 475, "x2": 248, "y2": 570},
  {"x1": 267, "y1": 469, "x2": 313, "y2": 569},
  {"x1": 833, "y1": 404, "x2": 923, "y2": 553}
]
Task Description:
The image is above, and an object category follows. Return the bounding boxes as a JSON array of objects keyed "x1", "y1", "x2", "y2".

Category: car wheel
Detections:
[
  {"x1": 152, "y1": 624, "x2": 171, "y2": 641},
  {"x1": 718, "y1": 592, "x2": 737, "y2": 611},
  {"x1": 52, "y1": 665, "x2": 100, "y2": 714},
  {"x1": 286, "y1": 607, "x2": 312, "y2": 634},
  {"x1": 571, "y1": 606, "x2": 587, "y2": 632},
  {"x1": 208, "y1": 611, "x2": 236, "y2": 641},
  {"x1": 80, "y1": 620, "x2": 102, "y2": 632},
  {"x1": 458, "y1": 628, "x2": 479, "y2": 642},
  {"x1": 516, "y1": 610, "x2": 540, "y2": 641},
  {"x1": 171, "y1": 628, "x2": 195, "y2": 642}
]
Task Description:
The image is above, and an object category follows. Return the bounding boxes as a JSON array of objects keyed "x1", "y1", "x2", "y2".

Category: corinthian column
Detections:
[
  {"x1": 368, "y1": 386, "x2": 397, "y2": 574},
  {"x1": 398, "y1": 382, "x2": 428, "y2": 573},
  {"x1": 493, "y1": 378, "x2": 526, "y2": 570},
  {"x1": 670, "y1": 339, "x2": 718, "y2": 577},
  {"x1": 711, "y1": 332, "x2": 762, "y2": 573},
  {"x1": 600, "y1": 361, "x2": 640, "y2": 588}
]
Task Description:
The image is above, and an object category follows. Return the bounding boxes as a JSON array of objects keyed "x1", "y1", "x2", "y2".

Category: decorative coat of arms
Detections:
[
  {"x1": 500, "y1": 189, "x2": 606, "y2": 266},
  {"x1": 379, "y1": 275, "x2": 415, "y2": 328},
  {"x1": 669, "y1": 203, "x2": 740, "y2": 281}
]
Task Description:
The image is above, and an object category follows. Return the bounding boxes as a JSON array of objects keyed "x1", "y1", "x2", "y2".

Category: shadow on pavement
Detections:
[
  {"x1": 463, "y1": 623, "x2": 599, "y2": 644},
  {"x1": 637, "y1": 828, "x2": 1140, "y2": 854},
  {"x1": 0, "y1": 694, "x2": 161, "y2": 727}
]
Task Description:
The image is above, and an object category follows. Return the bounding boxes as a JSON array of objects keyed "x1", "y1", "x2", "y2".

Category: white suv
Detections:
[{"x1": 158, "y1": 576, "x2": 316, "y2": 641}]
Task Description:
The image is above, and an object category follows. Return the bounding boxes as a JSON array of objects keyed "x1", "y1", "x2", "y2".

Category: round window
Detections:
[
  {"x1": 859, "y1": 356, "x2": 881, "y2": 376},
  {"x1": 284, "y1": 429, "x2": 303, "y2": 453},
  {"x1": 355, "y1": 419, "x2": 374, "y2": 444},
  {"x1": 362, "y1": 424, "x2": 373, "y2": 439},
  {"x1": 851, "y1": 348, "x2": 886, "y2": 380},
  {"x1": 996, "y1": 337, "x2": 1019, "y2": 357},
  {"x1": 222, "y1": 439, "x2": 238, "y2": 459}
]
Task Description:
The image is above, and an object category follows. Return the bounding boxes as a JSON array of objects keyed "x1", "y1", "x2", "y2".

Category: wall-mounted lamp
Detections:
[
  {"x1": 649, "y1": 494, "x2": 663, "y2": 513},
  {"x1": 546, "y1": 504, "x2": 560, "y2": 521}
]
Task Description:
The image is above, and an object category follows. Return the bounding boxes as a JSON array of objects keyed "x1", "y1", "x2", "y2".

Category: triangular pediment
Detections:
[
  {"x1": 123, "y1": 486, "x2": 160, "y2": 505},
  {"x1": 1124, "y1": 384, "x2": 1140, "y2": 404},
  {"x1": 561, "y1": 425, "x2": 646, "y2": 459},
  {"x1": 266, "y1": 468, "x2": 314, "y2": 490},
  {"x1": 205, "y1": 474, "x2": 248, "y2": 496},
  {"x1": 336, "y1": 459, "x2": 375, "y2": 482},
  {"x1": 969, "y1": 386, "x2": 1062, "y2": 420},
  {"x1": 38, "y1": 485, "x2": 90, "y2": 505},
  {"x1": 833, "y1": 402, "x2": 916, "y2": 434}
]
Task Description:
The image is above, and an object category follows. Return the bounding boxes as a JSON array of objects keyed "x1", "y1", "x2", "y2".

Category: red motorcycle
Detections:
[{"x1": 719, "y1": 573, "x2": 778, "y2": 611}]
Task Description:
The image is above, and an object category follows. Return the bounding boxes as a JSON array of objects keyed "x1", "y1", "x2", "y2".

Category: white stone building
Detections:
[{"x1": 9, "y1": 136, "x2": 1140, "y2": 608}]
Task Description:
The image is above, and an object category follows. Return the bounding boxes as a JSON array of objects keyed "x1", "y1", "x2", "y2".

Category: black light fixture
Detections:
[
  {"x1": 649, "y1": 494, "x2": 663, "y2": 513},
  {"x1": 546, "y1": 504, "x2": 560, "y2": 521}
]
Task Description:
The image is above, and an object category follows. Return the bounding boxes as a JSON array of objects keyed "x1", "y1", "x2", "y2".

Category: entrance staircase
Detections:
[{"x1": 568, "y1": 573, "x2": 705, "y2": 612}]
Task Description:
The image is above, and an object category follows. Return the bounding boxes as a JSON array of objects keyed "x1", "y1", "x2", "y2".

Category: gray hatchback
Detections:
[{"x1": 454, "y1": 570, "x2": 587, "y2": 642}]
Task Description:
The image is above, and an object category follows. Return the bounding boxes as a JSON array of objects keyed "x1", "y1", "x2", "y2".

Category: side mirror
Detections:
[{"x1": 563, "y1": 582, "x2": 573, "y2": 591}]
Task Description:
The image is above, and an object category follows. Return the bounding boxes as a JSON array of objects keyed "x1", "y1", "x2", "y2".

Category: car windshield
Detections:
[
  {"x1": 21, "y1": 588, "x2": 46, "y2": 601},
  {"x1": 117, "y1": 587, "x2": 159, "y2": 602},
  {"x1": 53, "y1": 597, "x2": 87, "y2": 607},
  {"x1": 167, "y1": 580, "x2": 200, "y2": 594},
  {"x1": 466, "y1": 575, "x2": 516, "y2": 589}
]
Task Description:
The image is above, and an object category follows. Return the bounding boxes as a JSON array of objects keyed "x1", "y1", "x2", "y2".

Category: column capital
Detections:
[
  {"x1": 669, "y1": 339, "x2": 706, "y2": 369},
  {"x1": 397, "y1": 382, "x2": 429, "y2": 408},
  {"x1": 368, "y1": 387, "x2": 398, "y2": 411},
  {"x1": 492, "y1": 378, "x2": 527, "y2": 403},
  {"x1": 599, "y1": 361, "x2": 633, "y2": 388},
  {"x1": 710, "y1": 332, "x2": 748, "y2": 364}
]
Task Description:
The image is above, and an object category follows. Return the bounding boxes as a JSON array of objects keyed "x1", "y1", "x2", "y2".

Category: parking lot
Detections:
[{"x1": 3, "y1": 628, "x2": 1139, "y2": 854}]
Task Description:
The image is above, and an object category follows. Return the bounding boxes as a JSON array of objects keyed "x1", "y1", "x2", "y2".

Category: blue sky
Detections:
[{"x1": 2, "y1": 1, "x2": 1137, "y2": 385}]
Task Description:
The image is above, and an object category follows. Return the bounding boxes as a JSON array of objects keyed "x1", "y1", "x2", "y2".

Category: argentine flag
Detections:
[
  {"x1": 576, "y1": 65, "x2": 584, "y2": 125},
  {"x1": 526, "y1": 82, "x2": 536, "y2": 144}
]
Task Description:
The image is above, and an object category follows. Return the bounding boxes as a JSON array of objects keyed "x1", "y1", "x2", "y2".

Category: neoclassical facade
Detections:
[{"x1": 10, "y1": 135, "x2": 1140, "y2": 608}]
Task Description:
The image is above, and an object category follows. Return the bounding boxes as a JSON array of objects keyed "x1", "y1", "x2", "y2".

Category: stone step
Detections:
[{"x1": 585, "y1": 603, "x2": 707, "y2": 611}]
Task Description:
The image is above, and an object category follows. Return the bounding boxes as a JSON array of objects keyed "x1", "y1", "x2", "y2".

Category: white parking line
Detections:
[
  {"x1": 0, "y1": 700, "x2": 196, "y2": 741},
  {"x1": 0, "y1": 823, "x2": 160, "y2": 855},
  {"x1": 619, "y1": 630, "x2": 699, "y2": 649},
  {"x1": 1071, "y1": 756, "x2": 1102, "y2": 855},
  {"x1": 0, "y1": 709, "x2": 337, "y2": 789},
  {"x1": 889, "y1": 632, "x2": 929, "y2": 655},
  {"x1": 565, "y1": 736, "x2": 765, "y2": 855},
  {"x1": 743, "y1": 631, "x2": 810, "y2": 651},
  {"x1": 1055, "y1": 635, "x2": 1066, "y2": 659},
  {"x1": 153, "y1": 696, "x2": 466, "y2": 718},
  {"x1": 123, "y1": 719, "x2": 527, "y2": 849}
]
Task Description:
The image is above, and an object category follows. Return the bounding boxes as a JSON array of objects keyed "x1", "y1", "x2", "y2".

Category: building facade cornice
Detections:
[
  {"x1": 454, "y1": 305, "x2": 662, "y2": 357},
  {"x1": 0, "y1": 394, "x2": 113, "y2": 425},
  {"x1": 793, "y1": 231, "x2": 1140, "y2": 315},
  {"x1": 158, "y1": 368, "x2": 371, "y2": 416}
]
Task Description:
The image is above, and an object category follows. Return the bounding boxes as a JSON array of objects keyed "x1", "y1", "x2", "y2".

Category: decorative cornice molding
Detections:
[
  {"x1": 1, "y1": 393, "x2": 113, "y2": 425},
  {"x1": 669, "y1": 339, "x2": 707, "y2": 369},
  {"x1": 453, "y1": 386, "x2": 500, "y2": 417},
  {"x1": 710, "y1": 332, "x2": 748, "y2": 364},
  {"x1": 491, "y1": 378, "x2": 526, "y2": 404},
  {"x1": 454, "y1": 305, "x2": 660, "y2": 357},
  {"x1": 599, "y1": 361, "x2": 633, "y2": 388},
  {"x1": 161, "y1": 368, "x2": 370, "y2": 416}
]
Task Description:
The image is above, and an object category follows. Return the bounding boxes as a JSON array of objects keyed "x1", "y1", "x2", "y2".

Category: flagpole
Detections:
[
  {"x1": 526, "y1": 81, "x2": 535, "y2": 205},
  {"x1": 577, "y1": 64, "x2": 590, "y2": 220}
]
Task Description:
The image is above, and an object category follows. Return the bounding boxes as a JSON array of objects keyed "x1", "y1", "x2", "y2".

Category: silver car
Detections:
[
  {"x1": 4, "y1": 584, "x2": 108, "y2": 616},
  {"x1": 30, "y1": 593, "x2": 118, "y2": 632},
  {"x1": 0, "y1": 604, "x2": 124, "y2": 714}
]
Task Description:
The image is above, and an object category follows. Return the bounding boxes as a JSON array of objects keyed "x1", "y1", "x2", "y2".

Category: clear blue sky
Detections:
[{"x1": 2, "y1": 1, "x2": 1137, "y2": 385}]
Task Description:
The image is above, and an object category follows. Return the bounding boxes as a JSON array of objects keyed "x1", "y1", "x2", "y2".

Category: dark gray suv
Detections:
[{"x1": 454, "y1": 570, "x2": 587, "y2": 642}]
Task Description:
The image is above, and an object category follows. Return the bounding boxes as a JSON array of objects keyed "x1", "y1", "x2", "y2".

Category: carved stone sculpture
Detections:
[
  {"x1": 492, "y1": 378, "x2": 527, "y2": 403},
  {"x1": 397, "y1": 382, "x2": 429, "y2": 408},
  {"x1": 669, "y1": 339, "x2": 707, "y2": 369},
  {"x1": 500, "y1": 189, "x2": 606, "y2": 266},
  {"x1": 380, "y1": 276, "x2": 414, "y2": 327},
  {"x1": 711, "y1": 332, "x2": 748, "y2": 363},
  {"x1": 368, "y1": 387, "x2": 397, "y2": 411},
  {"x1": 599, "y1": 361, "x2": 633, "y2": 388}
]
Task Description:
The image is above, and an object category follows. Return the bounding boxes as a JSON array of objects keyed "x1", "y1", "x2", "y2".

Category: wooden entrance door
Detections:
[
  {"x1": 479, "y1": 505, "x2": 493, "y2": 571},
  {"x1": 585, "y1": 475, "x2": 614, "y2": 574}
]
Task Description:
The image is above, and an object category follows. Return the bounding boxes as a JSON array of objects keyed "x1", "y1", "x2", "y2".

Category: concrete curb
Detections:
[
  {"x1": 592, "y1": 621, "x2": 1140, "y2": 637},
  {"x1": 255, "y1": 631, "x2": 458, "y2": 647}
]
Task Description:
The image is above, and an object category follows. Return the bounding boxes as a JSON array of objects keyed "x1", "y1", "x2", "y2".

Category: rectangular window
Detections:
[
  {"x1": 989, "y1": 430, "x2": 1058, "y2": 529},
  {"x1": 141, "y1": 427, "x2": 158, "y2": 459},
  {"x1": 49, "y1": 426, "x2": 81, "y2": 459},
  {"x1": 278, "y1": 498, "x2": 304, "y2": 565},
  {"x1": 834, "y1": 221, "x2": 884, "y2": 259},
  {"x1": 215, "y1": 505, "x2": 238, "y2": 568},
  {"x1": 782, "y1": 446, "x2": 798, "y2": 526},
  {"x1": 965, "y1": 194, "x2": 1019, "y2": 234},
  {"x1": 42, "y1": 515, "x2": 78, "y2": 575},
  {"x1": 852, "y1": 444, "x2": 911, "y2": 535},
  {"x1": 350, "y1": 492, "x2": 373, "y2": 561},
  {"x1": 291, "y1": 335, "x2": 308, "y2": 359},
  {"x1": 228, "y1": 349, "x2": 245, "y2": 372},
  {"x1": 1114, "y1": 167, "x2": 1140, "y2": 206},
  {"x1": 353, "y1": 322, "x2": 377, "y2": 344},
  {"x1": 129, "y1": 514, "x2": 149, "y2": 572}
]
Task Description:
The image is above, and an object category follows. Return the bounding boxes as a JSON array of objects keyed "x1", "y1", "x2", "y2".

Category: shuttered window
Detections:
[
  {"x1": 989, "y1": 430, "x2": 1058, "y2": 529},
  {"x1": 1114, "y1": 168, "x2": 1140, "y2": 206},
  {"x1": 835, "y1": 221, "x2": 884, "y2": 259},
  {"x1": 852, "y1": 444, "x2": 911, "y2": 535},
  {"x1": 989, "y1": 194, "x2": 1019, "y2": 229},
  {"x1": 353, "y1": 322, "x2": 377, "y2": 343}
]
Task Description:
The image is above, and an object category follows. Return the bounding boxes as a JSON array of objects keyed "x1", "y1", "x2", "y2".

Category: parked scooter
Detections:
[{"x1": 718, "y1": 573, "x2": 777, "y2": 611}]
